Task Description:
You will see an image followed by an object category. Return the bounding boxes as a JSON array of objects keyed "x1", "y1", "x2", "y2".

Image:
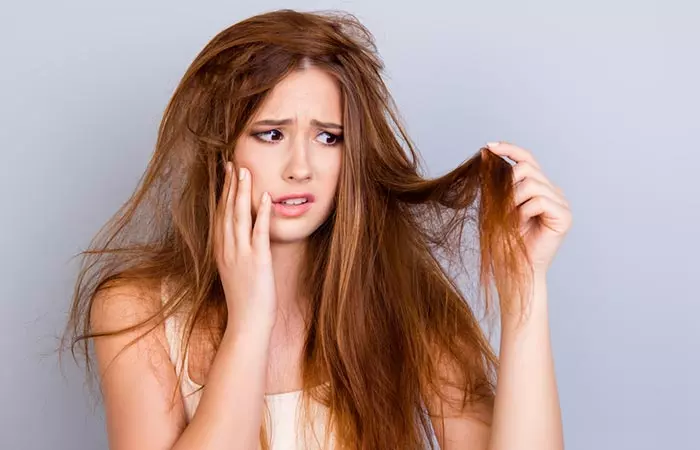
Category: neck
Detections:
[{"x1": 270, "y1": 239, "x2": 307, "y2": 327}]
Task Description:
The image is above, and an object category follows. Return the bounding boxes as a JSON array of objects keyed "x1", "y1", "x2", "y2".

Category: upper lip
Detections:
[{"x1": 272, "y1": 193, "x2": 316, "y2": 203}]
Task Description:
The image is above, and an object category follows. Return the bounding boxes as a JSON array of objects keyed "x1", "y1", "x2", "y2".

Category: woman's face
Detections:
[{"x1": 234, "y1": 66, "x2": 343, "y2": 243}]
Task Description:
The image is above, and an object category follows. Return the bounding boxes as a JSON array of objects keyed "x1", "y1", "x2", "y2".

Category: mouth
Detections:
[{"x1": 272, "y1": 193, "x2": 315, "y2": 218}]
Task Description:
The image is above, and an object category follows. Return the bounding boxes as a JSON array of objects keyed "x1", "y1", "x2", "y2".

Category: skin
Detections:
[{"x1": 91, "y1": 65, "x2": 570, "y2": 449}]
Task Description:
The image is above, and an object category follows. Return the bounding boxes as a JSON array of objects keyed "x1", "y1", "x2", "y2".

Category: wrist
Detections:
[
  {"x1": 225, "y1": 314, "x2": 275, "y2": 342},
  {"x1": 500, "y1": 270, "x2": 549, "y2": 327},
  {"x1": 532, "y1": 269, "x2": 547, "y2": 283}
]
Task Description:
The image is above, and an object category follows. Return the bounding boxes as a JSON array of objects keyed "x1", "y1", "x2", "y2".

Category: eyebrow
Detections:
[{"x1": 251, "y1": 118, "x2": 343, "y2": 131}]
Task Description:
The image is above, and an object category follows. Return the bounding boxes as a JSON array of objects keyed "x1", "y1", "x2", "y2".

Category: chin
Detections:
[{"x1": 269, "y1": 220, "x2": 318, "y2": 244}]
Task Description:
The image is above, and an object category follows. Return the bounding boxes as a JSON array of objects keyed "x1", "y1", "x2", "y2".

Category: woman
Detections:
[{"x1": 64, "y1": 8, "x2": 571, "y2": 450}]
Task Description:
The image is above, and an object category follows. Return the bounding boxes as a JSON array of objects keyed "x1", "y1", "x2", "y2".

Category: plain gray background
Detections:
[{"x1": 1, "y1": 1, "x2": 698, "y2": 449}]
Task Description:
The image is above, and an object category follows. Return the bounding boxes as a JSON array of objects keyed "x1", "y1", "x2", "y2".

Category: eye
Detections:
[
  {"x1": 317, "y1": 131, "x2": 343, "y2": 146},
  {"x1": 253, "y1": 129, "x2": 283, "y2": 143}
]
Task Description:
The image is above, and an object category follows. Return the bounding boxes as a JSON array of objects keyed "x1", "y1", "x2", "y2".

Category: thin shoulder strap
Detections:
[{"x1": 161, "y1": 276, "x2": 184, "y2": 377}]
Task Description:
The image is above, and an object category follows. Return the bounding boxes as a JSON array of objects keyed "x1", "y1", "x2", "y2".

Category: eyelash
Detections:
[{"x1": 252, "y1": 129, "x2": 344, "y2": 147}]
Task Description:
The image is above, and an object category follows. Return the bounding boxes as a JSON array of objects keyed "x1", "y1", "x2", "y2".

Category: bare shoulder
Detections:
[
  {"x1": 90, "y1": 277, "x2": 186, "y2": 449},
  {"x1": 90, "y1": 277, "x2": 164, "y2": 332}
]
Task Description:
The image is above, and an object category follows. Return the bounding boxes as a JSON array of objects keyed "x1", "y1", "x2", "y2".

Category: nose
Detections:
[{"x1": 282, "y1": 136, "x2": 312, "y2": 183}]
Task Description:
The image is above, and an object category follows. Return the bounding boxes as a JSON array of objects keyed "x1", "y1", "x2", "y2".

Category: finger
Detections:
[
  {"x1": 234, "y1": 167, "x2": 252, "y2": 250},
  {"x1": 223, "y1": 161, "x2": 238, "y2": 252},
  {"x1": 512, "y1": 161, "x2": 549, "y2": 186},
  {"x1": 214, "y1": 162, "x2": 233, "y2": 251},
  {"x1": 251, "y1": 191, "x2": 272, "y2": 255},
  {"x1": 215, "y1": 162, "x2": 229, "y2": 216},
  {"x1": 486, "y1": 141, "x2": 541, "y2": 170},
  {"x1": 512, "y1": 163, "x2": 568, "y2": 207},
  {"x1": 512, "y1": 161, "x2": 565, "y2": 197},
  {"x1": 519, "y1": 195, "x2": 573, "y2": 231},
  {"x1": 513, "y1": 177, "x2": 569, "y2": 209}
]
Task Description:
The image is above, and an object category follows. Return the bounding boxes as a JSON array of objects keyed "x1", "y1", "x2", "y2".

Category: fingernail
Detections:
[
  {"x1": 239, "y1": 168, "x2": 246, "y2": 180},
  {"x1": 486, "y1": 141, "x2": 500, "y2": 148},
  {"x1": 263, "y1": 192, "x2": 270, "y2": 203}
]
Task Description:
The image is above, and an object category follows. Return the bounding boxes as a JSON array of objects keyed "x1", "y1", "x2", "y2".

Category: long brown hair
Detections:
[{"x1": 63, "y1": 8, "x2": 532, "y2": 449}]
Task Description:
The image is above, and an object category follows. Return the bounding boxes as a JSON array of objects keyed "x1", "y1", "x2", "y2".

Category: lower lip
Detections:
[{"x1": 272, "y1": 201, "x2": 313, "y2": 217}]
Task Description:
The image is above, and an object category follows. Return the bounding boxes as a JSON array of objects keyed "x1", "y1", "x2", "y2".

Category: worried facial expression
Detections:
[{"x1": 233, "y1": 66, "x2": 344, "y2": 243}]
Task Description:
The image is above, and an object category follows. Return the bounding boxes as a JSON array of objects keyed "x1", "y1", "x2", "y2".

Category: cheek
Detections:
[
  {"x1": 322, "y1": 152, "x2": 342, "y2": 189},
  {"x1": 234, "y1": 150, "x2": 264, "y2": 181}
]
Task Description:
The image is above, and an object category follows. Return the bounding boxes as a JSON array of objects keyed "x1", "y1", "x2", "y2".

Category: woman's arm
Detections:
[
  {"x1": 172, "y1": 323, "x2": 272, "y2": 450},
  {"x1": 432, "y1": 141, "x2": 569, "y2": 449},
  {"x1": 95, "y1": 164, "x2": 276, "y2": 449},
  {"x1": 486, "y1": 141, "x2": 568, "y2": 450},
  {"x1": 91, "y1": 282, "x2": 187, "y2": 450},
  {"x1": 487, "y1": 273, "x2": 563, "y2": 450},
  {"x1": 92, "y1": 282, "x2": 272, "y2": 450}
]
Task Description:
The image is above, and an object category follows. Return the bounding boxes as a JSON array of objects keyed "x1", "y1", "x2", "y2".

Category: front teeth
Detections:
[{"x1": 281, "y1": 198, "x2": 307, "y2": 205}]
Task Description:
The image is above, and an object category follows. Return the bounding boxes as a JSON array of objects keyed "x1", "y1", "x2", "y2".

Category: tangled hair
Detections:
[{"x1": 62, "y1": 8, "x2": 533, "y2": 449}]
